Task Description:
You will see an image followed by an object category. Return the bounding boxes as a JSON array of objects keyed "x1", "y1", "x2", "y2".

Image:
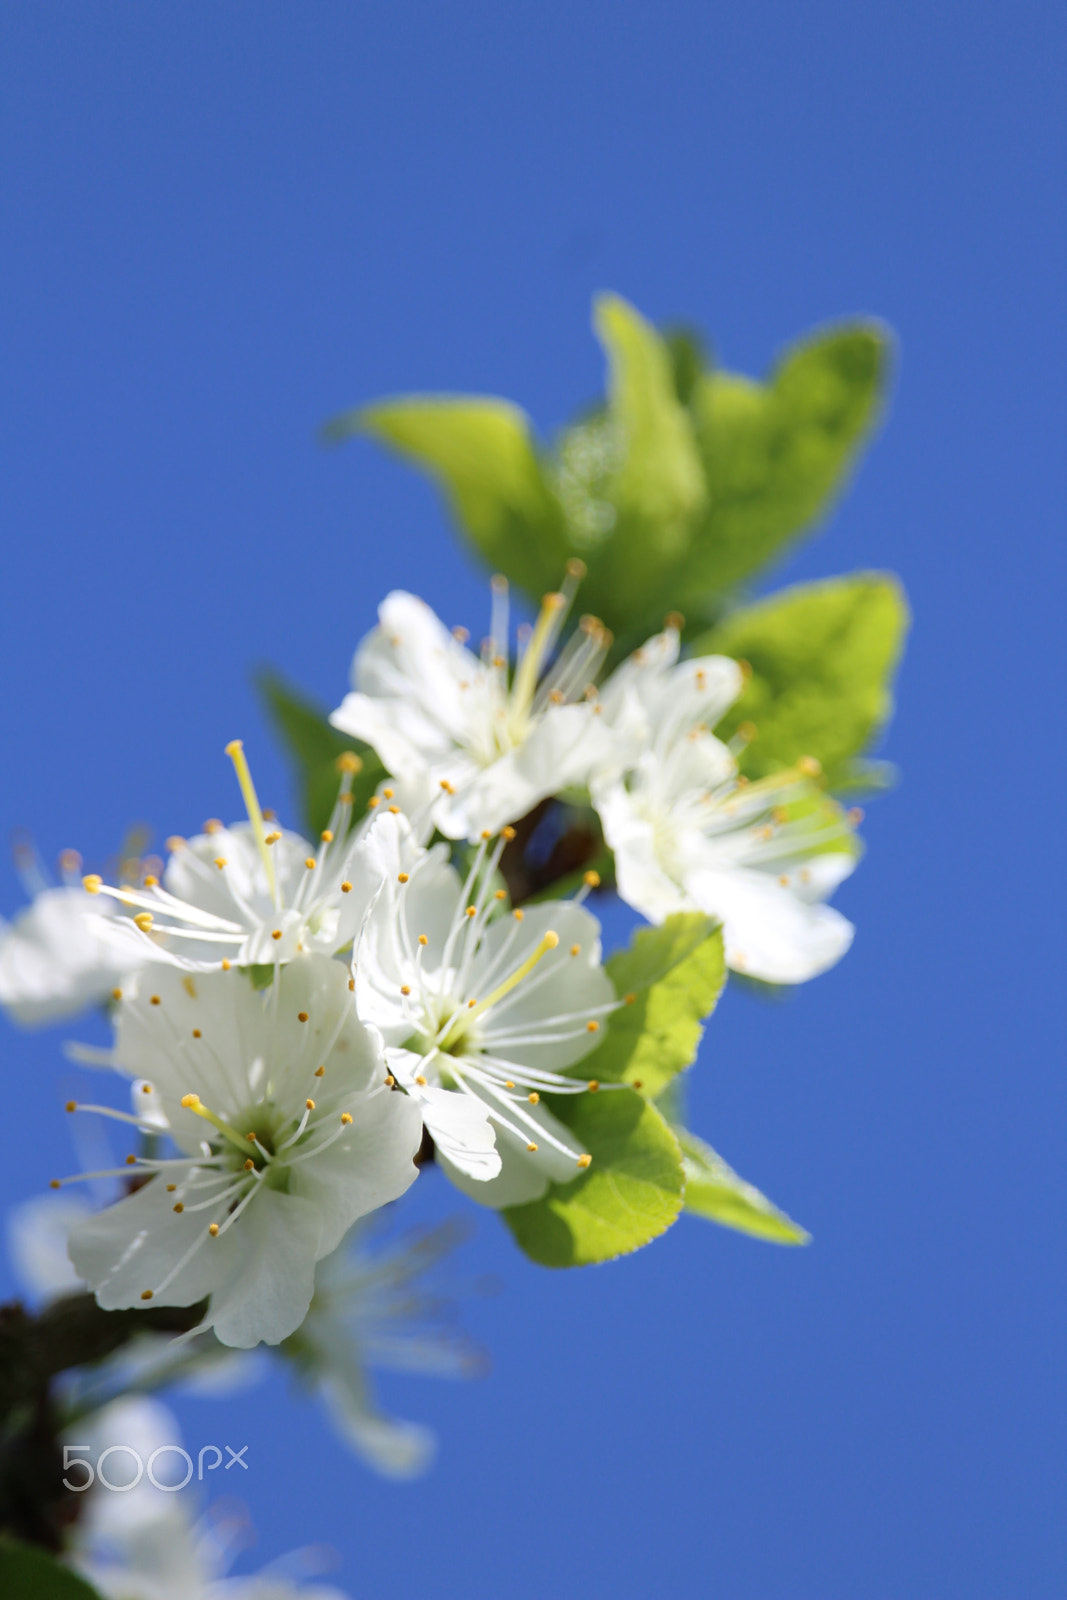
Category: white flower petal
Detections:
[
  {"x1": 0, "y1": 887, "x2": 137, "y2": 1027},
  {"x1": 686, "y1": 864, "x2": 855, "y2": 983},
  {"x1": 438, "y1": 1099, "x2": 582, "y2": 1209}
]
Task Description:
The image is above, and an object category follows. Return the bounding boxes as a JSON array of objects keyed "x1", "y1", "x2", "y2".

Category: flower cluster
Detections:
[{"x1": 1, "y1": 579, "x2": 861, "y2": 1370}]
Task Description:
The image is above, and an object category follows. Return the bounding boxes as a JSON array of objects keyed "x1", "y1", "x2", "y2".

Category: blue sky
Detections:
[{"x1": 1, "y1": 4, "x2": 1064, "y2": 1596}]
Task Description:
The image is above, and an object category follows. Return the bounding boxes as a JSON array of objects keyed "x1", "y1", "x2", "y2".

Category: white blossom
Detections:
[
  {"x1": 353, "y1": 813, "x2": 617, "y2": 1207},
  {"x1": 593, "y1": 625, "x2": 860, "y2": 984},
  {"x1": 80, "y1": 744, "x2": 384, "y2": 973},
  {"x1": 70, "y1": 1398, "x2": 349, "y2": 1600},
  {"x1": 0, "y1": 842, "x2": 146, "y2": 1026},
  {"x1": 284, "y1": 1217, "x2": 483, "y2": 1479},
  {"x1": 65, "y1": 956, "x2": 422, "y2": 1347},
  {"x1": 330, "y1": 579, "x2": 625, "y2": 839}
]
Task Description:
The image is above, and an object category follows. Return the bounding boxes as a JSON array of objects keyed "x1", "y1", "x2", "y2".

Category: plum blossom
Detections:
[
  {"x1": 592, "y1": 625, "x2": 860, "y2": 984},
  {"x1": 65, "y1": 956, "x2": 422, "y2": 1347},
  {"x1": 353, "y1": 812, "x2": 617, "y2": 1208},
  {"x1": 329, "y1": 578, "x2": 624, "y2": 839}
]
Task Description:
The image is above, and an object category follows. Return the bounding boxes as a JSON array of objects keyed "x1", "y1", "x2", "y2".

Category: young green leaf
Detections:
[
  {"x1": 678, "y1": 1127, "x2": 810, "y2": 1245},
  {"x1": 327, "y1": 396, "x2": 573, "y2": 601},
  {"x1": 693, "y1": 572, "x2": 909, "y2": 790},
  {"x1": 255, "y1": 668, "x2": 384, "y2": 836},
  {"x1": 684, "y1": 322, "x2": 891, "y2": 598},
  {"x1": 578, "y1": 914, "x2": 726, "y2": 1098},
  {"x1": 0, "y1": 1540, "x2": 104, "y2": 1600},
  {"x1": 504, "y1": 1087, "x2": 685, "y2": 1267}
]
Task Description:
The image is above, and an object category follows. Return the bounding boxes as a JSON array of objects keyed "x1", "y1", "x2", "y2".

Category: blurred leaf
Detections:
[
  {"x1": 504, "y1": 1087, "x2": 685, "y2": 1267},
  {"x1": 694, "y1": 572, "x2": 909, "y2": 789},
  {"x1": 339, "y1": 302, "x2": 894, "y2": 654},
  {"x1": 578, "y1": 914, "x2": 725, "y2": 1098},
  {"x1": 570, "y1": 295, "x2": 707, "y2": 626},
  {"x1": 662, "y1": 324, "x2": 710, "y2": 406},
  {"x1": 0, "y1": 1541, "x2": 103, "y2": 1599},
  {"x1": 678, "y1": 1127, "x2": 810, "y2": 1245},
  {"x1": 327, "y1": 397, "x2": 572, "y2": 599},
  {"x1": 255, "y1": 669, "x2": 385, "y2": 836},
  {"x1": 683, "y1": 323, "x2": 891, "y2": 599}
]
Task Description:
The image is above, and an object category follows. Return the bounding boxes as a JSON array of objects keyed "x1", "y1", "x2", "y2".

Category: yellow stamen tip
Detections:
[
  {"x1": 181, "y1": 1094, "x2": 200, "y2": 1109},
  {"x1": 125, "y1": 1154, "x2": 137, "y2": 1166},
  {"x1": 141, "y1": 1289, "x2": 154, "y2": 1300},
  {"x1": 418, "y1": 934, "x2": 428, "y2": 945},
  {"x1": 341, "y1": 881, "x2": 352, "y2": 893},
  {"x1": 528, "y1": 1092, "x2": 540, "y2": 1104},
  {"x1": 382, "y1": 788, "x2": 394, "y2": 799},
  {"x1": 305, "y1": 857, "x2": 316, "y2": 870},
  {"x1": 213, "y1": 858, "x2": 227, "y2": 870},
  {"x1": 577, "y1": 1153, "x2": 592, "y2": 1169},
  {"x1": 112, "y1": 988, "x2": 123, "y2": 1001},
  {"x1": 570, "y1": 944, "x2": 580, "y2": 957},
  {"x1": 388, "y1": 805, "x2": 400, "y2": 814},
  {"x1": 65, "y1": 1101, "x2": 76, "y2": 1113},
  {"x1": 587, "y1": 1079, "x2": 600, "y2": 1091},
  {"x1": 297, "y1": 1011, "x2": 309, "y2": 1023},
  {"x1": 367, "y1": 796, "x2": 381, "y2": 808},
  {"x1": 502, "y1": 826, "x2": 517, "y2": 841},
  {"x1": 583, "y1": 870, "x2": 601, "y2": 888},
  {"x1": 82, "y1": 874, "x2": 102, "y2": 893},
  {"x1": 586, "y1": 1020, "x2": 599, "y2": 1032},
  {"x1": 494, "y1": 889, "x2": 506, "y2": 901},
  {"x1": 244, "y1": 1158, "x2": 255, "y2": 1170},
  {"x1": 143, "y1": 874, "x2": 158, "y2": 888},
  {"x1": 466, "y1": 905, "x2": 477, "y2": 918},
  {"x1": 400, "y1": 985, "x2": 411, "y2": 997},
  {"x1": 526, "y1": 1142, "x2": 538, "y2": 1153},
  {"x1": 221, "y1": 959, "x2": 231, "y2": 970},
  {"x1": 340, "y1": 1112, "x2": 353, "y2": 1125},
  {"x1": 513, "y1": 908, "x2": 524, "y2": 921},
  {"x1": 134, "y1": 912, "x2": 154, "y2": 931},
  {"x1": 224, "y1": 739, "x2": 243, "y2": 756},
  {"x1": 173, "y1": 1202, "x2": 184, "y2": 1213},
  {"x1": 398, "y1": 872, "x2": 409, "y2": 884},
  {"x1": 321, "y1": 829, "x2": 334, "y2": 843},
  {"x1": 543, "y1": 930, "x2": 559, "y2": 949},
  {"x1": 798, "y1": 755, "x2": 822, "y2": 776},
  {"x1": 149, "y1": 994, "x2": 161, "y2": 1006},
  {"x1": 272, "y1": 929, "x2": 283, "y2": 941},
  {"x1": 49, "y1": 1180, "x2": 61, "y2": 1188},
  {"x1": 314, "y1": 1065, "x2": 325, "y2": 1077},
  {"x1": 415, "y1": 1074, "x2": 427, "y2": 1086},
  {"x1": 336, "y1": 751, "x2": 362, "y2": 774},
  {"x1": 209, "y1": 1223, "x2": 219, "y2": 1236}
]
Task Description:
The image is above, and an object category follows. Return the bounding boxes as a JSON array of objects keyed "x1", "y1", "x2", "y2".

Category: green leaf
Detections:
[
  {"x1": 694, "y1": 572, "x2": 909, "y2": 790},
  {"x1": 684, "y1": 323, "x2": 891, "y2": 598},
  {"x1": 255, "y1": 668, "x2": 385, "y2": 836},
  {"x1": 579, "y1": 914, "x2": 726, "y2": 1098},
  {"x1": 328, "y1": 397, "x2": 572, "y2": 600},
  {"x1": 504, "y1": 1088, "x2": 685, "y2": 1267},
  {"x1": 678, "y1": 1127, "x2": 810, "y2": 1245},
  {"x1": 594, "y1": 294, "x2": 707, "y2": 547},
  {"x1": 564, "y1": 296, "x2": 707, "y2": 630},
  {"x1": 0, "y1": 1540, "x2": 104, "y2": 1600}
]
